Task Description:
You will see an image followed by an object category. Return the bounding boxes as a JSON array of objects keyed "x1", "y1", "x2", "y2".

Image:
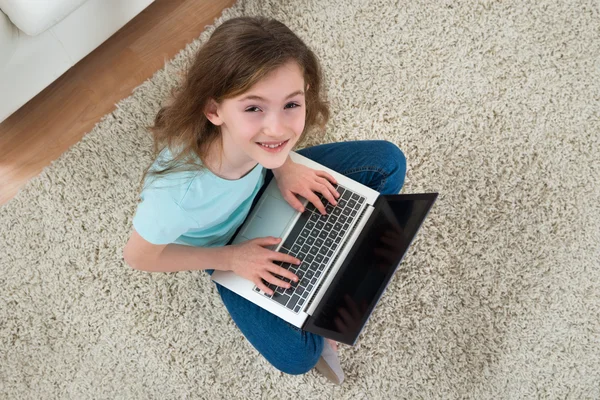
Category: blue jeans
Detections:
[{"x1": 206, "y1": 140, "x2": 406, "y2": 374}]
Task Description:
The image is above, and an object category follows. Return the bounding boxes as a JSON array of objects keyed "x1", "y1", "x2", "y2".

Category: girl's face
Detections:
[{"x1": 205, "y1": 61, "x2": 307, "y2": 174}]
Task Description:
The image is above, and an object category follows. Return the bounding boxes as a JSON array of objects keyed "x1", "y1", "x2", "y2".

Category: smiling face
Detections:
[{"x1": 204, "y1": 60, "x2": 307, "y2": 178}]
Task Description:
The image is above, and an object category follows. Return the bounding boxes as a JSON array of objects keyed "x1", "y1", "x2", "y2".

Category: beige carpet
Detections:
[{"x1": 2, "y1": 0, "x2": 599, "y2": 398}]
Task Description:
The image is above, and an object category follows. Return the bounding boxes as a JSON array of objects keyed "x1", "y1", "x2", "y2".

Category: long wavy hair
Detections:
[{"x1": 139, "y1": 16, "x2": 330, "y2": 190}]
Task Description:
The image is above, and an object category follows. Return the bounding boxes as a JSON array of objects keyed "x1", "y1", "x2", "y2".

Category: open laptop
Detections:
[{"x1": 212, "y1": 151, "x2": 437, "y2": 345}]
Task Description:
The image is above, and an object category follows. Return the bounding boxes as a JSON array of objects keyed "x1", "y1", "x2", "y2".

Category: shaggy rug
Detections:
[{"x1": 2, "y1": 0, "x2": 599, "y2": 398}]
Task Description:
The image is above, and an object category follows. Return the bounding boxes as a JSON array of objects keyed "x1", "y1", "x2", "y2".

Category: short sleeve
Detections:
[{"x1": 132, "y1": 190, "x2": 198, "y2": 245}]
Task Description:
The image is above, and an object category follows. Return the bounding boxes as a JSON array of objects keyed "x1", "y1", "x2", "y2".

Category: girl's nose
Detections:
[{"x1": 264, "y1": 112, "x2": 286, "y2": 137}]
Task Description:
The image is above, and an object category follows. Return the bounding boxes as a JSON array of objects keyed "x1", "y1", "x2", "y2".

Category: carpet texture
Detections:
[{"x1": 2, "y1": 0, "x2": 599, "y2": 398}]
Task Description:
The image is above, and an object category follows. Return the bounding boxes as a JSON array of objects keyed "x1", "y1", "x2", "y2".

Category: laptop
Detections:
[{"x1": 212, "y1": 151, "x2": 437, "y2": 345}]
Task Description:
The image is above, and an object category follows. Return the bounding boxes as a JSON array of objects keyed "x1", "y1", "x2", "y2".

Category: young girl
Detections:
[{"x1": 124, "y1": 16, "x2": 406, "y2": 384}]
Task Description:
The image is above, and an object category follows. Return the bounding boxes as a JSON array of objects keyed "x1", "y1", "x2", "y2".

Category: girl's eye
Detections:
[
  {"x1": 245, "y1": 106, "x2": 261, "y2": 112},
  {"x1": 285, "y1": 102, "x2": 300, "y2": 109}
]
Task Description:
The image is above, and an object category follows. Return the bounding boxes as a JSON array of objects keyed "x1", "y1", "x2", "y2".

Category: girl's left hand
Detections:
[{"x1": 273, "y1": 159, "x2": 341, "y2": 214}]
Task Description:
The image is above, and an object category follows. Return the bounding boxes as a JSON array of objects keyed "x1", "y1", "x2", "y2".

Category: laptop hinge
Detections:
[{"x1": 304, "y1": 204, "x2": 375, "y2": 315}]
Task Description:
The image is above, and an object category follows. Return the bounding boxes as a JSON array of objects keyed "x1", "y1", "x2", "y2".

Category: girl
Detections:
[{"x1": 123, "y1": 16, "x2": 406, "y2": 385}]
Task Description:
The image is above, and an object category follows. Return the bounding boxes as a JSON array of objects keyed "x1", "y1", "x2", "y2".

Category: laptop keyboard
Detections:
[{"x1": 253, "y1": 184, "x2": 366, "y2": 313}]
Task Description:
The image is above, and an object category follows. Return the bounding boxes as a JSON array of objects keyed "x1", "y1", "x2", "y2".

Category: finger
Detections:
[
  {"x1": 305, "y1": 191, "x2": 327, "y2": 215},
  {"x1": 380, "y1": 234, "x2": 398, "y2": 247},
  {"x1": 262, "y1": 271, "x2": 292, "y2": 289},
  {"x1": 334, "y1": 316, "x2": 348, "y2": 332},
  {"x1": 315, "y1": 178, "x2": 338, "y2": 206},
  {"x1": 256, "y1": 278, "x2": 274, "y2": 296},
  {"x1": 282, "y1": 191, "x2": 306, "y2": 213},
  {"x1": 315, "y1": 170, "x2": 339, "y2": 191},
  {"x1": 274, "y1": 265, "x2": 299, "y2": 283},
  {"x1": 338, "y1": 307, "x2": 354, "y2": 325},
  {"x1": 271, "y1": 250, "x2": 301, "y2": 266},
  {"x1": 254, "y1": 236, "x2": 282, "y2": 247},
  {"x1": 344, "y1": 294, "x2": 362, "y2": 320}
]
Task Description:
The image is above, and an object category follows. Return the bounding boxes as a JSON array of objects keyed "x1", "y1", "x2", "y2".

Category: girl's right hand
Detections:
[{"x1": 227, "y1": 236, "x2": 301, "y2": 295}]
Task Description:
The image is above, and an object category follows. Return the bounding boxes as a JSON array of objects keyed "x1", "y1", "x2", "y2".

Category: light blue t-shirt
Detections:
[{"x1": 132, "y1": 148, "x2": 266, "y2": 247}]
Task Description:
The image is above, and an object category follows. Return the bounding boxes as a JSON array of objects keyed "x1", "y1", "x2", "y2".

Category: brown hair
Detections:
[{"x1": 139, "y1": 16, "x2": 330, "y2": 190}]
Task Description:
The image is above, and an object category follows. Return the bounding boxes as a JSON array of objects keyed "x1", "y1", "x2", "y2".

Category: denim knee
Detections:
[
  {"x1": 375, "y1": 140, "x2": 407, "y2": 194},
  {"x1": 268, "y1": 333, "x2": 324, "y2": 375}
]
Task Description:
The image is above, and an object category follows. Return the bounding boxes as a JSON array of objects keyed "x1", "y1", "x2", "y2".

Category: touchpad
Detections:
[{"x1": 241, "y1": 194, "x2": 297, "y2": 241}]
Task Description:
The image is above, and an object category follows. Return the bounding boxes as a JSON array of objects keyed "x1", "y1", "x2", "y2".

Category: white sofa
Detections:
[{"x1": 0, "y1": 0, "x2": 155, "y2": 123}]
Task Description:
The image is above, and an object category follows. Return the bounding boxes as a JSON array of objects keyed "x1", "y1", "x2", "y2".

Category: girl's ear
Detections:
[{"x1": 204, "y1": 99, "x2": 223, "y2": 126}]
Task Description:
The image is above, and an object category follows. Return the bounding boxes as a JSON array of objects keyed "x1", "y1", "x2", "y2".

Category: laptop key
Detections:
[
  {"x1": 293, "y1": 305, "x2": 301, "y2": 313},
  {"x1": 342, "y1": 190, "x2": 352, "y2": 200},
  {"x1": 272, "y1": 293, "x2": 291, "y2": 306},
  {"x1": 309, "y1": 247, "x2": 319, "y2": 255},
  {"x1": 351, "y1": 192, "x2": 360, "y2": 201},
  {"x1": 296, "y1": 236, "x2": 305, "y2": 245},
  {"x1": 319, "y1": 247, "x2": 328, "y2": 255},
  {"x1": 306, "y1": 236, "x2": 315, "y2": 245},
  {"x1": 300, "y1": 229, "x2": 310, "y2": 238},
  {"x1": 282, "y1": 210, "x2": 312, "y2": 248},
  {"x1": 309, "y1": 212, "x2": 320, "y2": 222},
  {"x1": 292, "y1": 244, "x2": 301, "y2": 254},
  {"x1": 305, "y1": 254, "x2": 315, "y2": 264},
  {"x1": 287, "y1": 294, "x2": 301, "y2": 309},
  {"x1": 325, "y1": 238, "x2": 334, "y2": 247},
  {"x1": 342, "y1": 208, "x2": 351, "y2": 216},
  {"x1": 348, "y1": 199, "x2": 357, "y2": 208},
  {"x1": 316, "y1": 221, "x2": 324, "y2": 229},
  {"x1": 318, "y1": 231, "x2": 328, "y2": 239}
]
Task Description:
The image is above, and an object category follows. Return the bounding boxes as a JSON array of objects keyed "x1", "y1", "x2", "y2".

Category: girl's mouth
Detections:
[{"x1": 256, "y1": 139, "x2": 289, "y2": 153}]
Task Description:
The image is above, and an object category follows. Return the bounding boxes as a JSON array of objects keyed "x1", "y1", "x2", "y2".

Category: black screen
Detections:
[{"x1": 303, "y1": 193, "x2": 437, "y2": 345}]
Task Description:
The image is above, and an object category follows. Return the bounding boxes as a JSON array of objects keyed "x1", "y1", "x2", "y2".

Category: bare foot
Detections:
[{"x1": 326, "y1": 338, "x2": 339, "y2": 352}]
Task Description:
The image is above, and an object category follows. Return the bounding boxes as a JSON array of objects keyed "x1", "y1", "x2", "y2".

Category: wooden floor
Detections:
[{"x1": 0, "y1": 0, "x2": 235, "y2": 205}]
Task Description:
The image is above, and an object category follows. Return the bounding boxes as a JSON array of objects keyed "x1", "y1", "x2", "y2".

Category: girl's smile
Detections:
[{"x1": 257, "y1": 139, "x2": 290, "y2": 152}]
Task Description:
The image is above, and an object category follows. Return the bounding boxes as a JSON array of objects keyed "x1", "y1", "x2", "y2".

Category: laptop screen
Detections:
[{"x1": 303, "y1": 193, "x2": 437, "y2": 345}]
